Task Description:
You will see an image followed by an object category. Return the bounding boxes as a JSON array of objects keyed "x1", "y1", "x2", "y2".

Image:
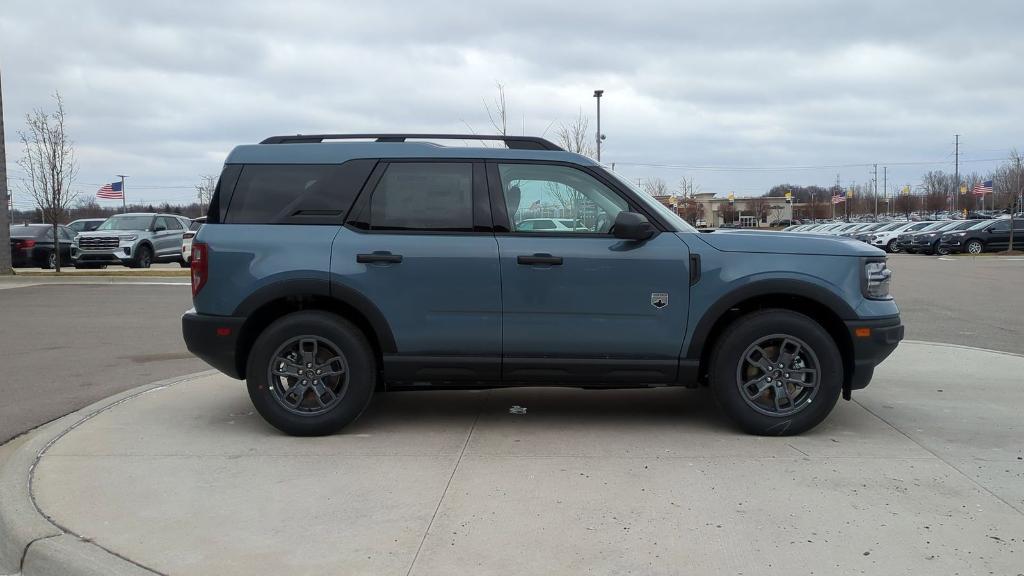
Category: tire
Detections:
[
  {"x1": 709, "y1": 309, "x2": 843, "y2": 436},
  {"x1": 886, "y1": 239, "x2": 900, "y2": 253},
  {"x1": 246, "y1": 311, "x2": 376, "y2": 436},
  {"x1": 178, "y1": 257, "x2": 190, "y2": 268},
  {"x1": 966, "y1": 239, "x2": 984, "y2": 255},
  {"x1": 42, "y1": 251, "x2": 57, "y2": 270},
  {"x1": 132, "y1": 245, "x2": 153, "y2": 268},
  {"x1": 933, "y1": 241, "x2": 946, "y2": 256}
]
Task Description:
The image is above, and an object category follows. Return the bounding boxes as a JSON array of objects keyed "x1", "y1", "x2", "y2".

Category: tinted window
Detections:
[
  {"x1": 84, "y1": 221, "x2": 103, "y2": 231},
  {"x1": 157, "y1": 216, "x2": 183, "y2": 231},
  {"x1": 225, "y1": 160, "x2": 375, "y2": 224},
  {"x1": 9, "y1": 226, "x2": 47, "y2": 238},
  {"x1": 988, "y1": 221, "x2": 1009, "y2": 232},
  {"x1": 498, "y1": 163, "x2": 628, "y2": 234},
  {"x1": 68, "y1": 221, "x2": 84, "y2": 232},
  {"x1": 368, "y1": 163, "x2": 473, "y2": 231}
]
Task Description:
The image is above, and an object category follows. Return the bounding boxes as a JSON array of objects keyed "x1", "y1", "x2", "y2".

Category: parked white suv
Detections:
[
  {"x1": 181, "y1": 217, "x2": 206, "y2": 263},
  {"x1": 72, "y1": 213, "x2": 190, "y2": 268},
  {"x1": 869, "y1": 221, "x2": 935, "y2": 253}
]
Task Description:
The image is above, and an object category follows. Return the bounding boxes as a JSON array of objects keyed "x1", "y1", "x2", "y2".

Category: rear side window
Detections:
[
  {"x1": 366, "y1": 163, "x2": 473, "y2": 231},
  {"x1": 223, "y1": 160, "x2": 375, "y2": 224}
]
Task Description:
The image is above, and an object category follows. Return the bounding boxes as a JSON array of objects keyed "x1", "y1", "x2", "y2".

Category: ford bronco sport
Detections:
[{"x1": 182, "y1": 134, "x2": 903, "y2": 436}]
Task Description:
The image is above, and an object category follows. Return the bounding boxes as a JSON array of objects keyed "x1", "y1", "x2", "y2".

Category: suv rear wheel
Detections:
[
  {"x1": 246, "y1": 311, "x2": 376, "y2": 436},
  {"x1": 710, "y1": 309, "x2": 842, "y2": 436}
]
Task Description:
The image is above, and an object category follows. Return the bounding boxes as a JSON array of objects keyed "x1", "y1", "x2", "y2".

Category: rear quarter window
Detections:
[{"x1": 223, "y1": 159, "x2": 376, "y2": 225}]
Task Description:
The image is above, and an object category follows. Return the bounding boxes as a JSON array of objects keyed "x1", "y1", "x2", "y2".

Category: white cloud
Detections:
[{"x1": 2, "y1": 0, "x2": 1022, "y2": 202}]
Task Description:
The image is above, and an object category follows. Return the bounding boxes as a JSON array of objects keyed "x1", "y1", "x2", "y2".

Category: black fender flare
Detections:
[
  {"x1": 685, "y1": 278, "x2": 857, "y2": 359},
  {"x1": 232, "y1": 277, "x2": 397, "y2": 353}
]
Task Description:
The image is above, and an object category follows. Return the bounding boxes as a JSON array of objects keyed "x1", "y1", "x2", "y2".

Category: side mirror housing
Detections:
[{"x1": 612, "y1": 211, "x2": 656, "y2": 241}]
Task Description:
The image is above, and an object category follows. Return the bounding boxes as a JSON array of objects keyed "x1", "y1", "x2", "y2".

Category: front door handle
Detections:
[
  {"x1": 357, "y1": 252, "x2": 403, "y2": 264},
  {"x1": 517, "y1": 254, "x2": 563, "y2": 266}
]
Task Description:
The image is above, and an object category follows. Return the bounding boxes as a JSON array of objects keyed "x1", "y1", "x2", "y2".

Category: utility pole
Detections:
[
  {"x1": 593, "y1": 90, "x2": 604, "y2": 162},
  {"x1": 953, "y1": 134, "x2": 959, "y2": 213},
  {"x1": 873, "y1": 163, "x2": 878, "y2": 218},
  {"x1": 117, "y1": 174, "x2": 128, "y2": 213},
  {"x1": 0, "y1": 68, "x2": 11, "y2": 275},
  {"x1": 883, "y1": 166, "x2": 888, "y2": 217}
]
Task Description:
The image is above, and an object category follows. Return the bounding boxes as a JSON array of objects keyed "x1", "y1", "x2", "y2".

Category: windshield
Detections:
[
  {"x1": 98, "y1": 216, "x2": 153, "y2": 231},
  {"x1": 606, "y1": 170, "x2": 698, "y2": 233}
]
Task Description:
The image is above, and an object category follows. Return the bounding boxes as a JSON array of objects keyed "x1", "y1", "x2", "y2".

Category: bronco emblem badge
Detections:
[{"x1": 651, "y1": 292, "x2": 668, "y2": 309}]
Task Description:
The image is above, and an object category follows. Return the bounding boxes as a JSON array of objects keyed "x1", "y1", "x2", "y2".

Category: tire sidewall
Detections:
[
  {"x1": 967, "y1": 240, "x2": 983, "y2": 254},
  {"x1": 246, "y1": 311, "x2": 376, "y2": 436},
  {"x1": 886, "y1": 239, "x2": 900, "y2": 253},
  {"x1": 710, "y1": 310, "x2": 843, "y2": 436}
]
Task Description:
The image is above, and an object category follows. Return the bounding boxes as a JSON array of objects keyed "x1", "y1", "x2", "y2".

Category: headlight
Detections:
[
  {"x1": 951, "y1": 232, "x2": 966, "y2": 237},
  {"x1": 863, "y1": 260, "x2": 892, "y2": 300},
  {"x1": 119, "y1": 234, "x2": 138, "y2": 241}
]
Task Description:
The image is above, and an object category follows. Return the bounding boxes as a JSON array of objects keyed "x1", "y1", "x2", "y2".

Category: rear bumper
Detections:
[
  {"x1": 182, "y1": 309, "x2": 246, "y2": 379},
  {"x1": 845, "y1": 316, "x2": 904, "y2": 391}
]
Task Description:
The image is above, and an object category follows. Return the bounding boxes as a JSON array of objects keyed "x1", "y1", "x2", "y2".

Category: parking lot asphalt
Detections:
[
  {"x1": 0, "y1": 254, "x2": 1021, "y2": 445},
  {"x1": 887, "y1": 254, "x2": 1024, "y2": 354},
  {"x1": 0, "y1": 283, "x2": 203, "y2": 444}
]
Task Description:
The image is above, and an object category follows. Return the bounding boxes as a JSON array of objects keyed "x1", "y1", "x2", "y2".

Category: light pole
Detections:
[{"x1": 593, "y1": 89, "x2": 604, "y2": 162}]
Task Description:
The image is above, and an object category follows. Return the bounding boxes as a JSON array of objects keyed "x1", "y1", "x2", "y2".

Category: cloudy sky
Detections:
[{"x1": 2, "y1": 0, "x2": 1022, "y2": 209}]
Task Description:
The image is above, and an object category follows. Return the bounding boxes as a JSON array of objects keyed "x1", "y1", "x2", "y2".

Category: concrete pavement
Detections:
[{"x1": 3, "y1": 342, "x2": 1021, "y2": 576}]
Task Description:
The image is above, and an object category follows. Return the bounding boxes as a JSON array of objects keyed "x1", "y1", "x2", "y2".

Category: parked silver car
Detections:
[{"x1": 72, "y1": 213, "x2": 190, "y2": 268}]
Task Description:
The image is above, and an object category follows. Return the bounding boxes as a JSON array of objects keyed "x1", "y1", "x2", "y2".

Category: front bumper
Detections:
[
  {"x1": 182, "y1": 309, "x2": 246, "y2": 379},
  {"x1": 938, "y1": 238, "x2": 963, "y2": 253},
  {"x1": 72, "y1": 244, "x2": 134, "y2": 264},
  {"x1": 844, "y1": 316, "x2": 904, "y2": 393}
]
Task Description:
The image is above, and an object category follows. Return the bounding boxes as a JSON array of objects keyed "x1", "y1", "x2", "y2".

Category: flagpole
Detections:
[{"x1": 117, "y1": 174, "x2": 128, "y2": 213}]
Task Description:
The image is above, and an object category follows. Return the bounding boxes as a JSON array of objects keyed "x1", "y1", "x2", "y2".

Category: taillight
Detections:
[
  {"x1": 17, "y1": 239, "x2": 37, "y2": 248},
  {"x1": 191, "y1": 242, "x2": 208, "y2": 297},
  {"x1": 183, "y1": 232, "x2": 195, "y2": 240}
]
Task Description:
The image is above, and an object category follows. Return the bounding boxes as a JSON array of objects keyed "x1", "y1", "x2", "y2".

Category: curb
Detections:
[{"x1": 0, "y1": 371, "x2": 216, "y2": 576}]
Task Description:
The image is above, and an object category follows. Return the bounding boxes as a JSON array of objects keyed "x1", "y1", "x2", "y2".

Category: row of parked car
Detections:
[
  {"x1": 782, "y1": 218, "x2": 1024, "y2": 254},
  {"x1": 8, "y1": 213, "x2": 205, "y2": 269}
]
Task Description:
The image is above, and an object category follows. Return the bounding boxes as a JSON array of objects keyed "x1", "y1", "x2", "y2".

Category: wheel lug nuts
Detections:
[
  {"x1": 306, "y1": 363, "x2": 312, "y2": 368},
  {"x1": 316, "y1": 369, "x2": 322, "y2": 374}
]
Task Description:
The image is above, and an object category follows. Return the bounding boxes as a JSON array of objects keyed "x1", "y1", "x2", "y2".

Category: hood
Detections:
[
  {"x1": 76, "y1": 229, "x2": 143, "y2": 237},
  {"x1": 692, "y1": 230, "x2": 884, "y2": 257}
]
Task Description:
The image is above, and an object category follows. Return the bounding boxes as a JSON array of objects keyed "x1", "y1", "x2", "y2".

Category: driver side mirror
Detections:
[
  {"x1": 153, "y1": 224, "x2": 167, "y2": 233},
  {"x1": 612, "y1": 211, "x2": 656, "y2": 241}
]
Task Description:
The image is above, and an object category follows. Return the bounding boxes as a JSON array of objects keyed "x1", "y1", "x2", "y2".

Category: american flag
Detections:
[
  {"x1": 972, "y1": 180, "x2": 993, "y2": 196},
  {"x1": 96, "y1": 181, "x2": 123, "y2": 200},
  {"x1": 831, "y1": 194, "x2": 845, "y2": 204}
]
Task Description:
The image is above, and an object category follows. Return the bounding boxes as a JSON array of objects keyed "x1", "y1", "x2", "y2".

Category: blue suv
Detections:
[{"x1": 182, "y1": 134, "x2": 903, "y2": 436}]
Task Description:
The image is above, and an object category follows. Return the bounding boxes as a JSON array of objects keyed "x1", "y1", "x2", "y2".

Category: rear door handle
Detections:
[
  {"x1": 517, "y1": 254, "x2": 563, "y2": 266},
  {"x1": 357, "y1": 252, "x2": 403, "y2": 264}
]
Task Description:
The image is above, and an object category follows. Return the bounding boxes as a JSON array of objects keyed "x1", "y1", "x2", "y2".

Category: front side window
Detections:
[
  {"x1": 498, "y1": 163, "x2": 627, "y2": 234},
  {"x1": 368, "y1": 163, "x2": 473, "y2": 231}
]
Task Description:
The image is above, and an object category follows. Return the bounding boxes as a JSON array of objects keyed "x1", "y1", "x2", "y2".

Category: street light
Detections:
[{"x1": 593, "y1": 89, "x2": 605, "y2": 162}]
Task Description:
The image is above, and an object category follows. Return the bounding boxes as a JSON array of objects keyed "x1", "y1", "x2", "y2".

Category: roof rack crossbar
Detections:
[{"x1": 259, "y1": 133, "x2": 563, "y2": 151}]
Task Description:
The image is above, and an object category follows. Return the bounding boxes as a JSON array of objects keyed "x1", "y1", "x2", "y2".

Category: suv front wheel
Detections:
[
  {"x1": 246, "y1": 311, "x2": 376, "y2": 436},
  {"x1": 131, "y1": 245, "x2": 153, "y2": 268},
  {"x1": 710, "y1": 309, "x2": 843, "y2": 436}
]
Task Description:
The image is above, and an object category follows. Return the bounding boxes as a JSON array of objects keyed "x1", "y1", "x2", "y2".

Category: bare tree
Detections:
[
  {"x1": 0, "y1": 70, "x2": 11, "y2": 275},
  {"x1": 195, "y1": 174, "x2": 217, "y2": 213},
  {"x1": 677, "y1": 176, "x2": 701, "y2": 198},
  {"x1": 555, "y1": 110, "x2": 594, "y2": 158},
  {"x1": 484, "y1": 81, "x2": 508, "y2": 136},
  {"x1": 1003, "y1": 149, "x2": 1023, "y2": 253},
  {"x1": 747, "y1": 196, "x2": 770, "y2": 224},
  {"x1": 17, "y1": 92, "x2": 78, "y2": 271},
  {"x1": 642, "y1": 177, "x2": 669, "y2": 197},
  {"x1": 678, "y1": 196, "x2": 705, "y2": 225}
]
